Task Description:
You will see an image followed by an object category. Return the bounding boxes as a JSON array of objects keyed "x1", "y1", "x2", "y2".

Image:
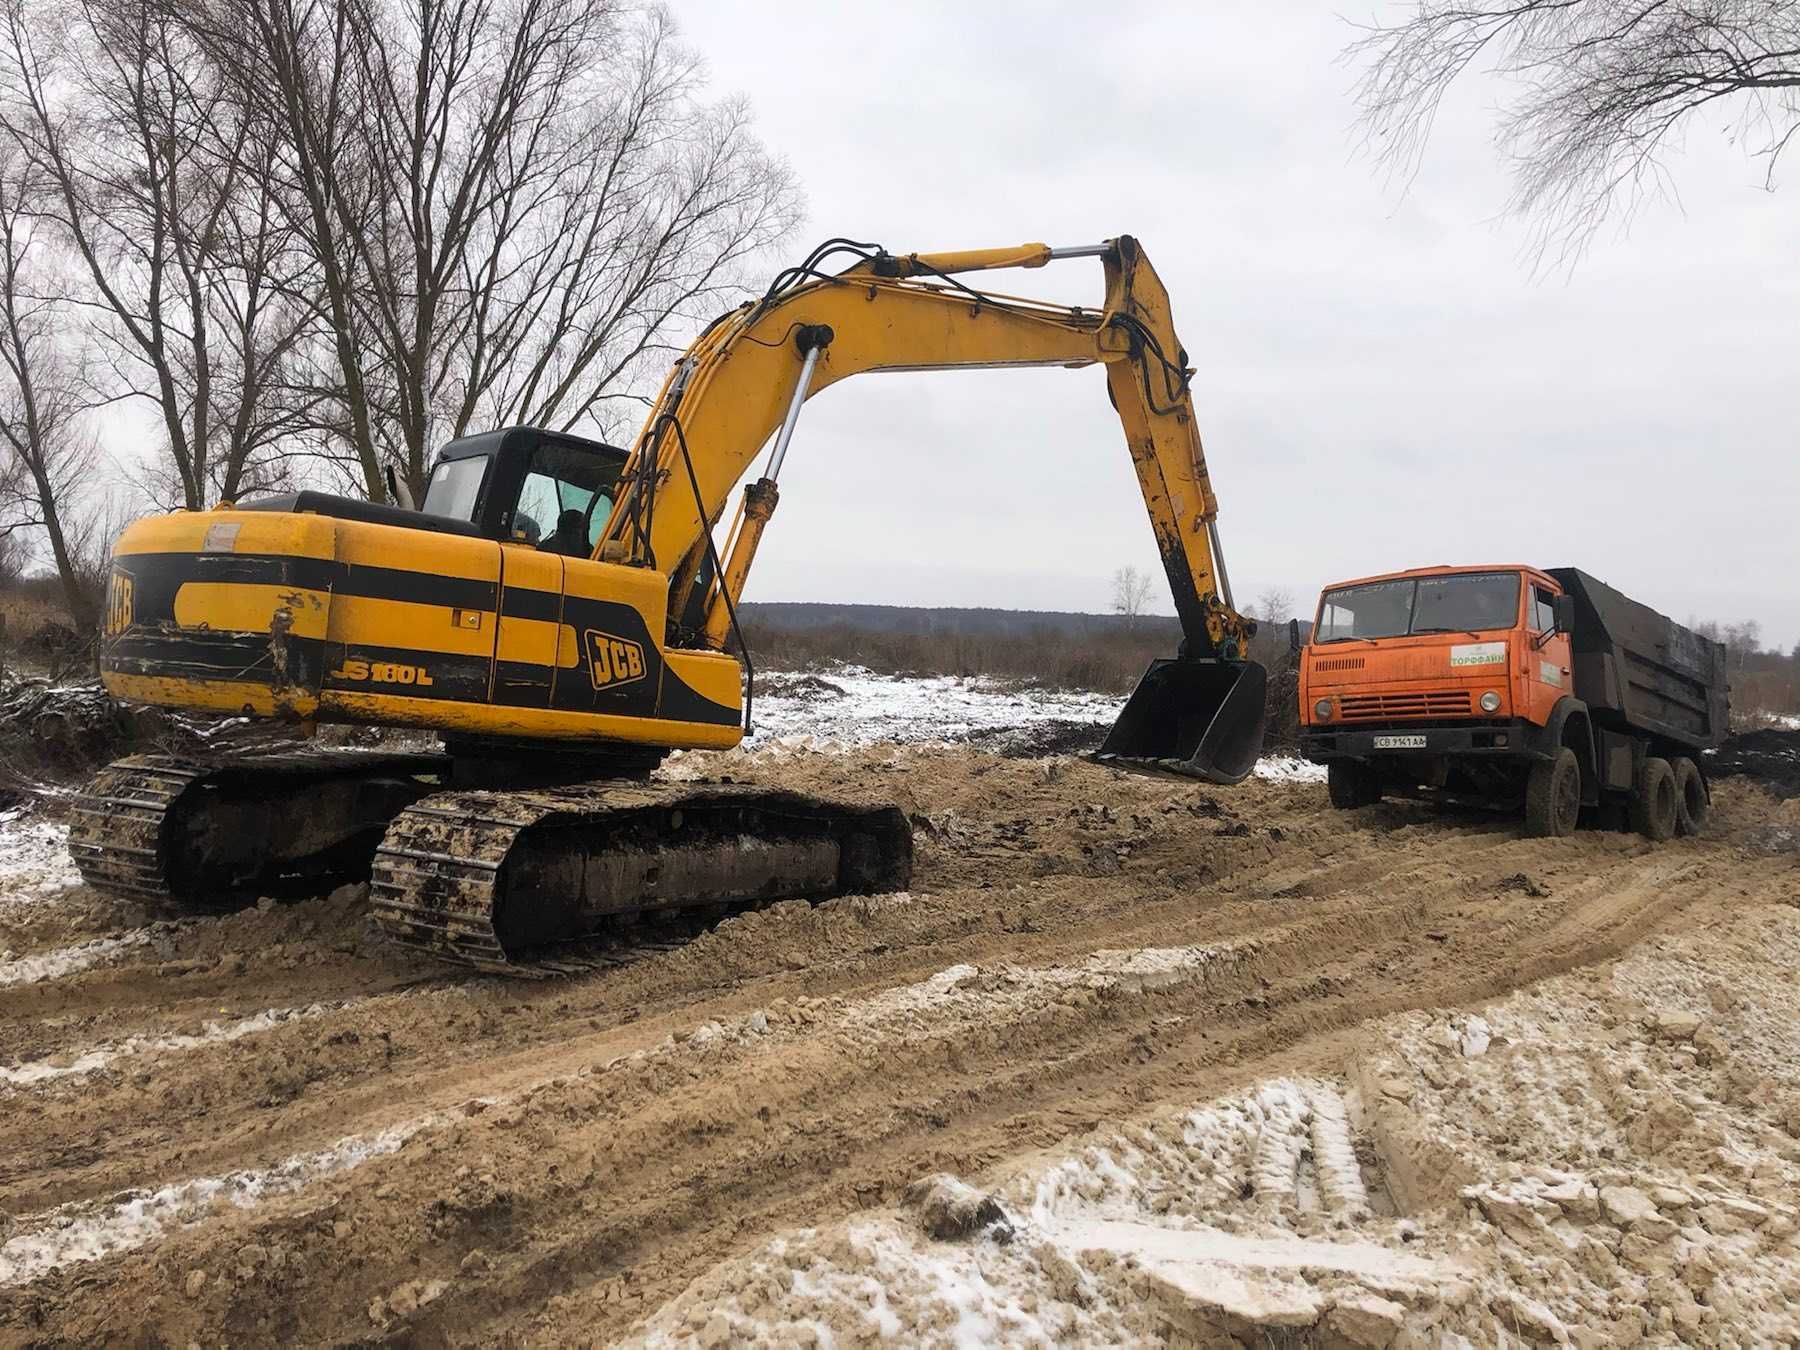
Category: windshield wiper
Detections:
[{"x1": 1410, "y1": 626, "x2": 1484, "y2": 638}]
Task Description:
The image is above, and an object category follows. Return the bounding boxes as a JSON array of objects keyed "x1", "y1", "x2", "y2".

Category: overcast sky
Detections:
[{"x1": 672, "y1": 0, "x2": 1798, "y2": 648}]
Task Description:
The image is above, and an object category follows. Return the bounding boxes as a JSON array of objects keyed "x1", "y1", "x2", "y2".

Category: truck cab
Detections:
[
  {"x1": 1299, "y1": 564, "x2": 1726, "y2": 840},
  {"x1": 1301, "y1": 564, "x2": 1571, "y2": 757}
]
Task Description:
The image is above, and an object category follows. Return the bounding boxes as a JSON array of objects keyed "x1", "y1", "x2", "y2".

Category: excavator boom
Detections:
[{"x1": 606, "y1": 234, "x2": 1265, "y2": 781}]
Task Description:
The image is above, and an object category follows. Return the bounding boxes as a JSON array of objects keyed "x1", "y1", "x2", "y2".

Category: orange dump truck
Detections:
[{"x1": 1298, "y1": 566, "x2": 1728, "y2": 839}]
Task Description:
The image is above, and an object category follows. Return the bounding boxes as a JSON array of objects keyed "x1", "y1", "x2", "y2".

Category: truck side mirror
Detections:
[
  {"x1": 1288, "y1": 618, "x2": 1302, "y2": 652},
  {"x1": 1554, "y1": 594, "x2": 1574, "y2": 633}
]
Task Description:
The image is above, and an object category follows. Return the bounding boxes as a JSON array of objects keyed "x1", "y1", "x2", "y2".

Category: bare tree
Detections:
[
  {"x1": 1723, "y1": 618, "x2": 1763, "y2": 670},
  {"x1": 1691, "y1": 615, "x2": 1767, "y2": 673},
  {"x1": 181, "y1": 0, "x2": 800, "y2": 500},
  {"x1": 1249, "y1": 586, "x2": 1295, "y2": 623},
  {"x1": 1111, "y1": 564, "x2": 1154, "y2": 628},
  {"x1": 0, "y1": 139, "x2": 98, "y2": 629},
  {"x1": 0, "y1": 0, "x2": 314, "y2": 510},
  {"x1": 1348, "y1": 1, "x2": 1800, "y2": 262}
]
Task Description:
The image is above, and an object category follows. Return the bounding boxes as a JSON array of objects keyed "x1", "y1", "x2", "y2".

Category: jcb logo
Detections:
[
  {"x1": 584, "y1": 629, "x2": 646, "y2": 691},
  {"x1": 329, "y1": 657, "x2": 435, "y2": 687},
  {"x1": 104, "y1": 571, "x2": 134, "y2": 637}
]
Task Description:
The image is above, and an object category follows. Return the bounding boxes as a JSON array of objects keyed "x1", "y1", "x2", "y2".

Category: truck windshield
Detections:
[{"x1": 1316, "y1": 572, "x2": 1520, "y2": 642}]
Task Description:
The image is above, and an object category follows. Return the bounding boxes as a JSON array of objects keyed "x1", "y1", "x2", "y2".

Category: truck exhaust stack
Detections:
[{"x1": 1096, "y1": 658, "x2": 1268, "y2": 784}]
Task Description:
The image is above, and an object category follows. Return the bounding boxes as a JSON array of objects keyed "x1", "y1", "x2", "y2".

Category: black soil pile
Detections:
[
  {"x1": 757, "y1": 673, "x2": 848, "y2": 702},
  {"x1": 967, "y1": 718, "x2": 1109, "y2": 759},
  {"x1": 0, "y1": 680, "x2": 170, "y2": 796},
  {"x1": 1706, "y1": 728, "x2": 1800, "y2": 800},
  {"x1": 0, "y1": 677, "x2": 294, "y2": 800}
]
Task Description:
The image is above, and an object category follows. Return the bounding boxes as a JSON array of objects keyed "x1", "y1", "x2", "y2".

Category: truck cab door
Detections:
[{"x1": 1525, "y1": 581, "x2": 1572, "y2": 725}]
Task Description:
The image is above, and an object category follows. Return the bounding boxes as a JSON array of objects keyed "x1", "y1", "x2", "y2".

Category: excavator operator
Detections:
[{"x1": 546, "y1": 509, "x2": 588, "y2": 557}]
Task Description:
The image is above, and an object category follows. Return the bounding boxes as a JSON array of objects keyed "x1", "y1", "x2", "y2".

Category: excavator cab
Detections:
[{"x1": 418, "y1": 428, "x2": 628, "y2": 553}]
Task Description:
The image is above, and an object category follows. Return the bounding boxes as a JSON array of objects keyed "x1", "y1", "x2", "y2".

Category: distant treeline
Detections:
[
  {"x1": 739, "y1": 601, "x2": 1800, "y2": 731},
  {"x1": 737, "y1": 602, "x2": 1307, "y2": 749}
]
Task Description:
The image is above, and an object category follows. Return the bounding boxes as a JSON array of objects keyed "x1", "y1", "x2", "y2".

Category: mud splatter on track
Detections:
[{"x1": 0, "y1": 745, "x2": 1794, "y2": 1344}]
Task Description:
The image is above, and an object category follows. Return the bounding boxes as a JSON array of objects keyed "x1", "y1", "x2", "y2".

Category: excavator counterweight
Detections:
[{"x1": 75, "y1": 234, "x2": 1266, "y2": 969}]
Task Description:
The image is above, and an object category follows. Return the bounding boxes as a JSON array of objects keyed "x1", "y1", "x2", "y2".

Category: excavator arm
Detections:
[
  {"x1": 603, "y1": 236, "x2": 1250, "y2": 660},
  {"x1": 601, "y1": 235, "x2": 1268, "y2": 781}
]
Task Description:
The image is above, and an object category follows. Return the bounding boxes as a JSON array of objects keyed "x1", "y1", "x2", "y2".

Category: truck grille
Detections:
[
  {"x1": 1313, "y1": 656, "x2": 1365, "y2": 672},
  {"x1": 1338, "y1": 690, "x2": 1471, "y2": 720}
]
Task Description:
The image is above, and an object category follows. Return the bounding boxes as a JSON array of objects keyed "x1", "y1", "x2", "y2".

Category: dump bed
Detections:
[{"x1": 1547, "y1": 568, "x2": 1728, "y2": 751}]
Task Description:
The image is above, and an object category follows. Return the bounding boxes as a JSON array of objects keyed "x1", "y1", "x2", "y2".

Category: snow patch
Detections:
[
  {"x1": 0, "y1": 1119, "x2": 426, "y2": 1286},
  {"x1": 827, "y1": 943, "x2": 1252, "y2": 1047},
  {"x1": 0, "y1": 818, "x2": 82, "y2": 903},
  {"x1": 660, "y1": 669, "x2": 1318, "y2": 782},
  {"x1": 1253, "y1": 756, "x2": 1327, "y2": 784},
  {"x1": 744, "y1": 668, "x2": 1121, "y2": 749},
  {"x1": 0, "y1": 1001, "x2": 350, "y2": 1087},
  {"x1": 626, "y1": 1076, "x2": 1458, "y2": 1348},
  {"x1": 0, "y1": 931, "x2": 151, "y2": 988},
  {"x1": 1062, "y1": 1217, "x2": 1442, "y2": 1282}
]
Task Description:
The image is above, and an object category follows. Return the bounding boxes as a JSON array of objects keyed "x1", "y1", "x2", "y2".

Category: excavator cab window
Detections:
[
  {"x1": 420, "y1": 429, "x2": 628, "y2": 547},
  {"x1": 509, "y1": 443, "x2": 622, "y2": 557},
  {"x1": 420, "y1": 454, "x2": 490, "y2": 524}
]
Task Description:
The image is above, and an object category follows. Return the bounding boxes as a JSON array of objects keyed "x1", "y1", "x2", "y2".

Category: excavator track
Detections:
[
  {"x1": 369, "y1": 783, "x2": 912, "y2": 975},
  {"x1": 67, "y1": 757, "x2": 205, "y2": 904},
  {"x1": 69, "y1": 751, "x2": 447, "y2": 911}
]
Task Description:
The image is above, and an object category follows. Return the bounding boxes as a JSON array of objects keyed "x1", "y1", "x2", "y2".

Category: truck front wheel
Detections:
[
  {"x1": 1629, "y1": 757, "x2": 1678, "y2": 842},
  {"x1": 1672, "y1": 757, "x2": 1709, "y2": 836},
  {"x1": 1525, "y1": 747, "x2": 1581, "y2": 837},
  {"x1": 1327, "y1": 760, "x2": 1380, "y2": 809}
]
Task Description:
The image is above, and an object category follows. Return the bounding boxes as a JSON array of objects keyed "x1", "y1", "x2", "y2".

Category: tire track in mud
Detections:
[
  {"x1": 440, "y1": 803, "x2": 1790, "y2": 1344},
  {"x1": 383, "y1": 839, "x2": 1760, "y2": 1346},
  {"x1": 0, "y1": 810, "x2": 1576, "y2": 1224},
  {"x1": 0, "y1": 752, "x2": 1791, "y2": 1345}
]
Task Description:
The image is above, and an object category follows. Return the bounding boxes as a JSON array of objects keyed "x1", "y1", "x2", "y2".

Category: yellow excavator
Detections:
[{"x1": 73, "y1": 235, "x2": 1266, "y2": 971}]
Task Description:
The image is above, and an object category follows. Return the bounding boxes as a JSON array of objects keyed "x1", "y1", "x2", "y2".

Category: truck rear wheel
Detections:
[
  {"x1": 1629, "y1": 757, "x2": 1678, "y2": 842},
  {"x1": 1524, "y1": 747, "x2": 1581, "y2": 837},
  {"x1": 1672, "y1": 757, "x2": 1709, "y2": 836},
  {"x1": 1327, "y1": 760, "x2": 1379, "y2": 810}
]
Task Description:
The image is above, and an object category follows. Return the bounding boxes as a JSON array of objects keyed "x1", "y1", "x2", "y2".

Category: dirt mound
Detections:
[
  {"x1": 0, "y1": 680, "x2": 167, "y2": 796},
  {"x1": 1707, "y1": 729, "x2": 1800, "y2": 798},
  {"x1": 0, "y1": 677, "x2": 437, "y2": 804},
  {"x1": 755, "y1": 672, "x2": 848, "y2": 702},
  {"x1": 629, "y1": 902, "x2": 1800, "y2": 1347},
  {"x1": 967, "y1": 717, "x2": 1109, "y2": 758}
]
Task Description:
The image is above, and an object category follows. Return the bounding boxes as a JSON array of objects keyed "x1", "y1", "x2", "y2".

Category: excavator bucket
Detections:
[{"x1": 1095, "y1": 658, "x2": 1268, "y2": 784}]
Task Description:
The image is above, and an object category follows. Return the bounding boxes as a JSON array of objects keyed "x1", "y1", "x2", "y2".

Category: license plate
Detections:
[{"x1": 1373, "y1": 734, "x2": 1427, "y2": 749}]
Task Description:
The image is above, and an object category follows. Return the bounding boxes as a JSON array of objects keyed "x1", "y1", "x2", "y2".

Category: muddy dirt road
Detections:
[{"x1": 1, "y1": 744, "x2": 1797, "y2": 1345}]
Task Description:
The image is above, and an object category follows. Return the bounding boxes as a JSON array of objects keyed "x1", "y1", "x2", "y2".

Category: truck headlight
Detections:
[
  {"x1": 1314, "y1": 698, "x2": 1333, "y2": 720},
  {"x1": 1479, "y1": 690, "x2": 1502, "y2": 713}
]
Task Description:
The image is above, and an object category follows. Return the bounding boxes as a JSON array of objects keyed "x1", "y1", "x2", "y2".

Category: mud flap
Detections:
[{"x1": 1094, "y1": 658, "x2": 1268, "y2": 784}]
